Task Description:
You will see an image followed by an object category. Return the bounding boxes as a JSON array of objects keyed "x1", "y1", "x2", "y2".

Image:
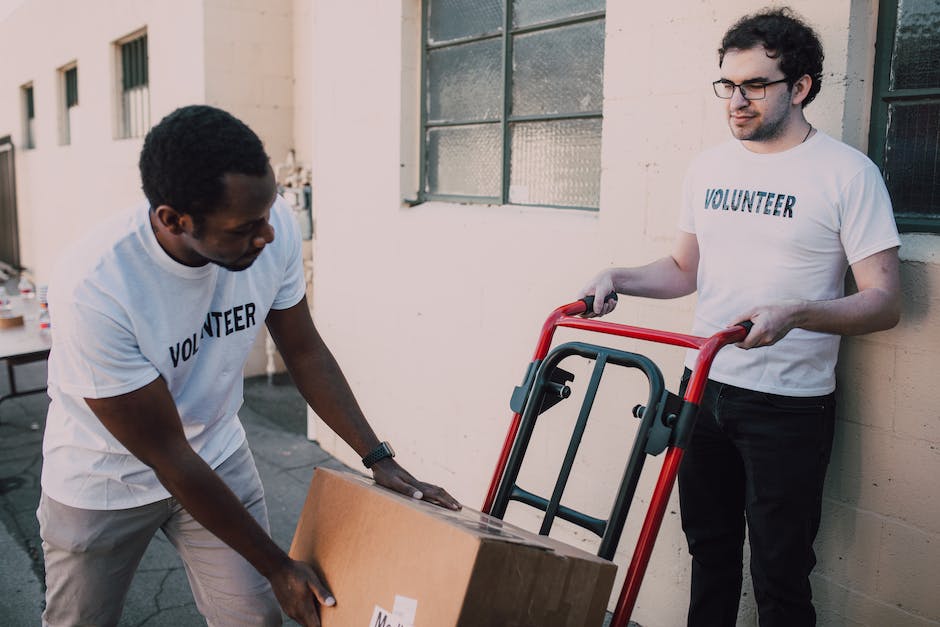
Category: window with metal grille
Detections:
[
  {"x1": 22, "y1": 84, "x2": 35, "y2": 150},
  {"x1": 869, "y1": 0, "x2": 940, "y2": 233},
  {"x1": 59, "y1": 64, "x2": 78, "y2": 145},
  {"x1": 420, "y1": 0, "x2": 605, "y2": 210},
  {"x1": 118, "y1": 32, "x2": 149, "y2": 139}
]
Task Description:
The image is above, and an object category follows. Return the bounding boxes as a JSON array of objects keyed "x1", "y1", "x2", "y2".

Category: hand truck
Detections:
[{"x1": 481, "y1": 295, "x2": 750, "y2": 626}]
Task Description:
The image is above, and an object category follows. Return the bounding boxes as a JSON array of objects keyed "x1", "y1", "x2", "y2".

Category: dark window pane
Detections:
[
  {"x1": 509, "y1": 118, "x2": 602, "y2": 208},
  {"x1": 427, "y1": 39, "x2": 502, "y2": 123},
  {"x1": 65, "y1": 67, "x2": 78, "y2": 108},
  {"x1": 428, "y1": 0, "x2": 503, "y2": 44},
  {"x1": 890, "y1": 0, "x2": 940, "y2": 90},
  {"x1": 122, "y1": 35, "x2": 148, "y2": 91},
  {"x1": 512, "y1": 0, "x2": 604, "y2": 28},
  {"x1": 884, "y1": 101, "x2": 940, "y2": 216},
  {"x1": 426, "y1": 124, "x2": 502, "y2": 197},
  {"x1": 512, "y1": 19, "x2": 604, "y2": 116}
]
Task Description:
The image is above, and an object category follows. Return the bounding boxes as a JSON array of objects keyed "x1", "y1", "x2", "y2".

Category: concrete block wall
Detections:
[{"x1": 203, "y1": 0, "x2": 295, "y2": 166}]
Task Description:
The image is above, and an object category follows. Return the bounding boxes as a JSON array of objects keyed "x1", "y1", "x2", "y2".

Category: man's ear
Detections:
[
  {"x1": 791, "y1": 74, "x2": 812, "y2": 106},
  {"x1": 153, "y1": 205, "x2": 190, "y2": 235}
]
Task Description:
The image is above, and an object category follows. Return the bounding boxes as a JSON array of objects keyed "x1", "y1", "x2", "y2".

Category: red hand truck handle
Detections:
[{"x1": 482, "y1": 299, "x2": 751, "y2": 626}]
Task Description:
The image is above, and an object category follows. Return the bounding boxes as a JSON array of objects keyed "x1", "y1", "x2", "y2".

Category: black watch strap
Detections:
[{"x1": 362, "y1": 441, "x2": 395, "y2": 469}]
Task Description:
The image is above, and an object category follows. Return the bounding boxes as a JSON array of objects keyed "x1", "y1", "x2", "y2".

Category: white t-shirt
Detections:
[
  {"x1": 42, "y1": 196, "x2": 306, "y2": 509},
  {"x1": 679, "y1": 132, "x2": 900, "y2": 396}
]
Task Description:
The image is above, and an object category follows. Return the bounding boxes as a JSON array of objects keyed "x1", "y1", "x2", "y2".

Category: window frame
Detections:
[
  {"x1": 58, "y1": 62, "x2": 78, "y2": 146},
  {"x1": 21, "y1": 83, "x2": 35, "y2": 150},
  {"x1": 113, "y1": 28, "x2": 150, "y2": 140},
  {"x1": 868, "y1": 0, "x2": 940, "y2": 233},
  {"x1": 417, "y1": 2, "x2": 605, "y2": 210}
]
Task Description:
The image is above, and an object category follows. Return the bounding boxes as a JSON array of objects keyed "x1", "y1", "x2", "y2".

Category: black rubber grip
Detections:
[{"x1": 581, "y1": 291, "x2": 618, "y2": 313}]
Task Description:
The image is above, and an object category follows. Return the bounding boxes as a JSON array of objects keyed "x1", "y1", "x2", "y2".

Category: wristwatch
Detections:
[{"x1": 362, "y1": 441, "x2": 395, "y2": 469}]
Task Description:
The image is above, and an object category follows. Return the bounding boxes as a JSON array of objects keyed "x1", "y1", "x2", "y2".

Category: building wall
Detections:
[
  {"x1": 307, "y1": 1, "x2": 940, "y2": 625},
  {"x1": 0, "y1": 0, "x2": 299, "y2": 376},
  {"x1": 0, "y1": 0, "x2": 206, "y2": 283}
]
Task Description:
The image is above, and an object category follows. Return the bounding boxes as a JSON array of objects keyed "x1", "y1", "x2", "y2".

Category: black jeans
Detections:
[{"x1": 677, "y1": 370, "x2": 835, "y2": 627}]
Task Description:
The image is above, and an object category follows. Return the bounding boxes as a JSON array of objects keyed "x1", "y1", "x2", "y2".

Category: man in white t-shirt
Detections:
[
  {"x1": 39, "y1": 105, "x2": 459, "y2": 627},
  {"x1": 581, "y1": 8, "x2": 900, "y2": 627}
]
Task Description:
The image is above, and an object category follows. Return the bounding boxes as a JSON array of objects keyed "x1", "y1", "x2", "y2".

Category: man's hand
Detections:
[
  {"x1": 578, "y1": 270, "x2": 618, "y2": 317},
  {"x1": 371, "y1": 458, "x2": 461, "y2": 510},
  {"x1": 269, "y1": 559, "x2": 336, "y2": 627},
  {"x1": 731, "y1": 300, "x2": 804, "y2": 349}
]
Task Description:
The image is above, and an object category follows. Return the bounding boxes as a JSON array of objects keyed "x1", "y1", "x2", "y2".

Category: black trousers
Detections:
[{"x1": 677, "y1": 371, "x2": 835, "y2": 627}]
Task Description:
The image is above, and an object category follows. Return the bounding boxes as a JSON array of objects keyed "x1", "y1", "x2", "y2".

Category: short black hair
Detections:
[
  {"x1": 139, "y1": 105, "x2": 270, "y2": 219},
  {"x1": 719, "y1": 7, "x2": 824, "y2": 108}
]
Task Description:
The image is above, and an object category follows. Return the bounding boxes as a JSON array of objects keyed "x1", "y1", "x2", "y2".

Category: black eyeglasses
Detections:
[{"x1": 712, "y1": 78, "x2": 789, "y2": 100}]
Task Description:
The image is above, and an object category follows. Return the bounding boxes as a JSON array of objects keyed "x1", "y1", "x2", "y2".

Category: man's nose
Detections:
[
  {"x1": 729, "y1": 86, "x2": 750, "y2": 108},
  {"x1": 253, "y1": 223, "x2": 275, "y2": 248}
]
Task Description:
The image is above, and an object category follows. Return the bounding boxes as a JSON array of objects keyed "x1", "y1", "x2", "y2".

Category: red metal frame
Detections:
[{"x1": 482, "y1": 299, "x2": 748, "y2": 626}]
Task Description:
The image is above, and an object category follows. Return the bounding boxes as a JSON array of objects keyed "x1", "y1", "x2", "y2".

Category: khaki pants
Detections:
[{"x1": 38, "y1": 441, "x2": 282, "y2": 626}]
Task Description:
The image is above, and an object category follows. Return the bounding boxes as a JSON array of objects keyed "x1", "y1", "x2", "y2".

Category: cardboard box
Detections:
[{"x1": 289, "y1": 468, "x2": 617, "y2": 627}]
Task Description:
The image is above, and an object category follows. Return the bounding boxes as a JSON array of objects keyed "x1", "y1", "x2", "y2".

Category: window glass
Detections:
[
  {"x1": 512, "y1": 0, "x2": 603, "y2": 28},
  {"x1": 428, "y1": 0, "x2": 503, "y2": 44},
  {"x1": 422, "y1": 2, "x2": 605, "y2": 209},
  {"x1": 509, "y1": 118, "x2": 602, "y2": 207},
  {"x1": 426, "y1": 125, "x2": 502, "y2": 197},
  {"x1": 512, "y1": 20, "x2": 605, "y2": 116},
  {"x1": 119, "y1": 33, "x2": 150, "y2": 139},
  {"x1": 889, "y1": 0, "x2": 940, "y2": 90},
  {"x1": 428, "y1": 39, "x2": 502, "y2": 122},
  {"x1": 884, "y1": 102, "x2": 940, "y2": 216}
]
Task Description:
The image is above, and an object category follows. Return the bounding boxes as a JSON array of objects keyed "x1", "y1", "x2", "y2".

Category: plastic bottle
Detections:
[
  {"x1": 18, "y1": 273, "x2": 35, "y2": 299},
  {"x1": 37, "y1": 284, "x2": 51, "y2": 339},
  {"x1": 38, "y1": 303, "x2": 51, "y2": 339}
]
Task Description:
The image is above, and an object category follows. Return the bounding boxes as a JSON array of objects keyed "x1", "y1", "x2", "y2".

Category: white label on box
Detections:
[
  {"x1": 392, "y1": 595, "x2": 418, "y2": 625},
  {"x1": 369, "y1": 605, "x2": 409, "y2": 627}
]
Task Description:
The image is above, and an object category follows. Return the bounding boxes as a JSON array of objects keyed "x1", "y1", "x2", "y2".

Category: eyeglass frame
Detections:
[{"x1": 712, "y1": 77, "x2": 789, "y2": 100}]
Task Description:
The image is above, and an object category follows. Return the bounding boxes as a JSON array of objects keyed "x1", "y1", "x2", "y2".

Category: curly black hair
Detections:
[
  {"x1": 718, "y1": 7, "x2": 824, "y2": 108},
  {"x1": 139, "y1": 105, "x2": 270, "y2": 221}
]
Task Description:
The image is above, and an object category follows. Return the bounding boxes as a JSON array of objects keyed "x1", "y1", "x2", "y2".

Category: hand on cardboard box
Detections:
[
  {"x1": 269, "y1": 558, "x2": 336, "y2": 626},
  {"x1": 371, "y1": 458, "x2": 462, "y2": 511}
]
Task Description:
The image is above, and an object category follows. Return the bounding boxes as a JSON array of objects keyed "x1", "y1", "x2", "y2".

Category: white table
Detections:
[{"x1": 0, "y1": 297, "x2": 51, "y2": 420}]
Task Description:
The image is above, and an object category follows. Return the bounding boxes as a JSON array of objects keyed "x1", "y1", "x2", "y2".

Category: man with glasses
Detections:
[{"x1": 580, "y1": 8, "x2": 900, "y2": 627}]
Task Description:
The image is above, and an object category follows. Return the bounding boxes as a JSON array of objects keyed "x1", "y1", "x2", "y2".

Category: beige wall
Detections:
[
  {"x1": 307, "y1": 1, "x2": 940, "y2": 625},
  {"x1": 0, "y1": 0, "x2": 299, "y2": 376}
]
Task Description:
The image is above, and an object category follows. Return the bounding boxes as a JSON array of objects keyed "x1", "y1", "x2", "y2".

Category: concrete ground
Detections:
[{"x1": 0, "y1": 365, "x2": 626, "y2": 626}]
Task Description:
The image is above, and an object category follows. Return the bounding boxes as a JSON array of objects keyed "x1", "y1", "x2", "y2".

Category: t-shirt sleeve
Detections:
[
  {"x1": 840, "y1": 163, "x2": 901, "y2": 265},
  {"x1": 52, "y1": 300, "x2": 160, "y2": 399},
  {"x1": 270, "y1": 196, "x2": 307, "y2": 310}
]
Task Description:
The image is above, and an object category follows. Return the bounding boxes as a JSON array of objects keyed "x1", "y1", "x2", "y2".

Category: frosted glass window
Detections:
[
  {"x1": 512, "y1": 20, "x2": 605, "y2": 116},
  {"x1": 510, "y1": 119, "x2": 602, "y2": 208},
  {"x1": 426, "y1": 125, "x2": 502, "y2": 197},
  {"x1": 428, "y1": 0, "x2": 503, "y2": 44},
  {"x1": 869, "y1": 0, "x2": 939, "y2": 229},
  {"x1": 890, "y1": 0, "x2": 940, "y2": 90},
  {"x1": 422, "y1": 1, "x2": 605, "y2": 209},
  {"x1": 428, "y1": 40, "x2": 502, "y2": 122},
  {"x1": 513, "y1": 0, "x2": 604, "y2": 28}
]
